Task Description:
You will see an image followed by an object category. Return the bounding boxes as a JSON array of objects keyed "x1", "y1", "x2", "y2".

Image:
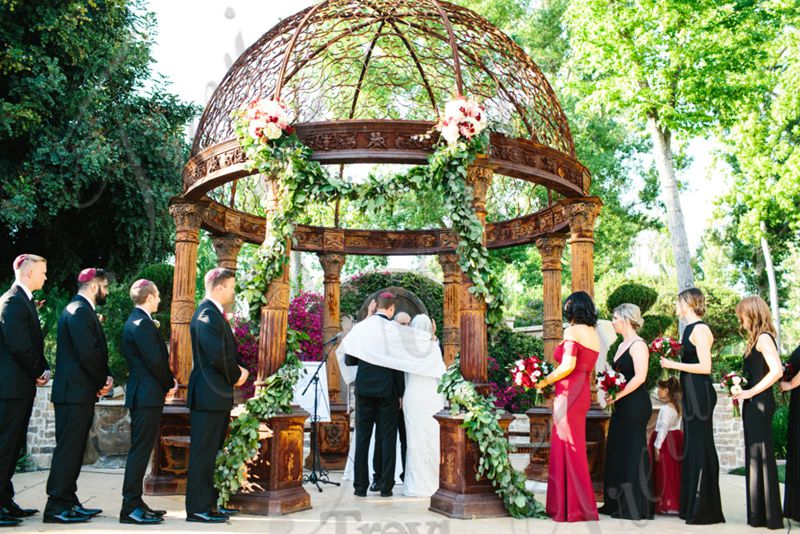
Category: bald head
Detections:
[{"x1": 395, "y1": 312, "x2": 411, "y2": 326}]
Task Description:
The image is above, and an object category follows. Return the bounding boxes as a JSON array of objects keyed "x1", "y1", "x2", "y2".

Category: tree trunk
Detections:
[
  {"x1": 760, "y1": 222, "x2": 781, "y2": 349},
  {"x1": 647, "y1": 115, "x2": 695, "y2": 292}
]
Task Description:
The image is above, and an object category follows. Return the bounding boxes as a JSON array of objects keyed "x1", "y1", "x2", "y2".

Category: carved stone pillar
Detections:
[
  {"x1": 312, "y1": 252, "x2": 349, "y2": 470},
  {"x1": 566, "y1": 198, "x2": 602, "y2": 298},
  {"x1": 437, "y1": 253, "x2": 461, "y2": 368},
  {"x1": 144, "y1": 198, "x2": 205, "y2": 496},
  {"x1": 211, "y1": 234, "x2": 243, "y2": 270},
  {"x1": 230, "y1": 178, "x2": 311, "y2": 515},
  {"x1": 458, "y1": 166, "x2": 492, "y2": 389},
  {"x1": 535, "y1": 235, "x2": 566, "y2": 361},
  {"x1": 432, "y1": 165, "x2": 508, "y2": 519}
]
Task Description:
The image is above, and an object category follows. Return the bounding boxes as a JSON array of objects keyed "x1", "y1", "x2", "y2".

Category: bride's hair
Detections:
[{"x1": 411, "y1": 314, "x2": 433, "y2": 336}]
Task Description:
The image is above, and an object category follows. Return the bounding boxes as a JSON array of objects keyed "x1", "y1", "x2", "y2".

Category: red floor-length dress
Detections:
[
  {"x1": 648, "y1": 403, "x2": 683, "y2": 514},
  {"x1": 546, "y1": 340, "x2": 600, "y2": 522}
]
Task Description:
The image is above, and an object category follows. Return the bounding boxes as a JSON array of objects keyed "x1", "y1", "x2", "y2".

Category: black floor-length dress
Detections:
[
  {"x1": 679, "y1": 321, "x2": 725, "y2": 525},
  {"x1": 742, "y1": 335, "x2": 783, "y2": 529},
  {"x1": 784, "y1": 345, "x2": 800, "y2": 522},
  {"x1": 598, "y1": 341, "x2": 653, "y2": 520}
]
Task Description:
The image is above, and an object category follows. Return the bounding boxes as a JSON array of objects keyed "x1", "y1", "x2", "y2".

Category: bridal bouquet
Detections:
[
  {"x1": 242, "y1": 98, "x2": 294, "y2": 143},
  {"x1": 596, "y1": 370, "x2": 627, "y2": 413},
  {"x1": 437, "y1": 96, "x2": 488, "y2": 145},
  {"x1": 509, "y1": 355, "x2": 554, "y2": 405},
  {"x1": 649, "y1": 337, "x2": 681, "y2": 380},
  {"x1": 720, "y1": 371, "x2": 748, "y2": 417}
]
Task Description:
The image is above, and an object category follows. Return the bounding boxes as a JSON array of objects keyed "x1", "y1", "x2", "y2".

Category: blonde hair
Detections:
[
  {"x1": 14, "y1": 254, "x2": 46, "y2": 274},
  {"x1": 613, "y1": 303, "x2": 644, "y2": 330},
  {"x1": 735, "y1": 295, "x2": 776, "y2": 354},
  {"x1": 678, "y1": 287, "x2": 706, "y2": 316},
  {"x1": 130, "y1": 279, "x2": 158, "y2": 305}
]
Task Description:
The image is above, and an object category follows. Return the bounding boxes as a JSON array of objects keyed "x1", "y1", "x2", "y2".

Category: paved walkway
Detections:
[{"x1": 7, "y1": 468, "x2": 787, "y2": 533}]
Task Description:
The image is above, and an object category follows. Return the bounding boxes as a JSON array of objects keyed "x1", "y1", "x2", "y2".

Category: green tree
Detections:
[
  {"x1": 563, "y1": 0, "x2": 783, "y2": 294},
  {"x1": 0, "y1": 0, "x2": 197, "y2": 286}
]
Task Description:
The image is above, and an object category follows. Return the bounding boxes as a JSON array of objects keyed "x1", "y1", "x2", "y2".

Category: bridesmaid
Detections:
[
  {"x1": 536, "y1": 291, "x2": 601, "y2": 522},
  {"x1": 781, "y1": 343, "x2": 800, "y2": 523},
  {"x1": 731, "y1": 296, "x2": 783, "y2": 529},
  {"x1": 598, "y1": 303, "x2": 653, "y2": 520},
  {"x1": 660, "y1": 288, "x2": 725, "y2": 524}
]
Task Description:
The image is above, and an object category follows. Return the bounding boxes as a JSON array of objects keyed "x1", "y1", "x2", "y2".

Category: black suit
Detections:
[
  {"x1": 185, "y1": 299, "x2": 242, "y2": 515},
  {"x1": 0, "y1": 284, "x2": 48, "y2": 508},
  {"x1": 45, "y1": 295, "x2": 110, "y2": 516},
  {"x1": 120, "y1": 307, "x2": 174, "y2": 514},
  {"x1": 345, "y1": 313, "x2": 405, "y2": 494}
]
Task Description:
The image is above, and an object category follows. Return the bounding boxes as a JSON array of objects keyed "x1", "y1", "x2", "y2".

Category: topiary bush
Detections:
[
  {"x1": 606, "y1": 283, "x2": 659, "y2": 315},
  {"x1": 488, "y1": 326, "x2": 545, "y2": 413},
  {"x1": 341, "y1": 271, "x2": 443, "y2": 329}
]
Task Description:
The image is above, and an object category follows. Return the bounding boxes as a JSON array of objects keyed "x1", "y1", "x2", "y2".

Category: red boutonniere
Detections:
[
  {"x1": 35, "y1": 299, "x2": 46, "y2": 310},
  {"x1": 97, "y1": 313, "x2": 106, "y2": 324}
]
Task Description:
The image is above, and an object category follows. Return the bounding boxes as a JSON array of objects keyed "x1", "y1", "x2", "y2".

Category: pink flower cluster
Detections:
[
  {"x1": 437, "y1": 97, "x2": 488, "y2": 144},
  {"x1": 243, "y1": 98, "x2": 294, "y2": 142},
  {"x1": 288, "y1": 291, "x2": 324, "y2": 361},
  {"x1": 231, "y1": 317, "x2": 259, "y2": 400}
]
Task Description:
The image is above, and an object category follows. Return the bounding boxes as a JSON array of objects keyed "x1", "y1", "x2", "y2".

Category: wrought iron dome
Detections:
[{"x1": 193, "y1": 0, "x2": 574, "y2": 155}]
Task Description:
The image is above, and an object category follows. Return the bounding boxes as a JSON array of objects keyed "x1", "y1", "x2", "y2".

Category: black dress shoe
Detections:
[
  {"x1": 186, "y1": 511, "x2": 227, "y2": 523},
  {"x1": 215, "y1": 506, "x2": 239, "y2": 516},
  {"x1": 353, "y1": 490, "x2": 367, "y2": 497},
  {"x1": 43, "y1": 510, "x2": 92, "y2": 524},
  {"x1": 380, "y1": 491, "x2": 393, "y2": 497},
  {"x1": 0, "y1": 517, "x2": 21, "y2": 527},
  {"x1": 369, "y1": 482, "x2": 381, "y2": 492},
  {"x1": 5, "y1": 502, "x2": 38, "y2": 517},
  {"x1": 142, "y1": 503, "x2": 166, "y2": 517},
  {"x1": 120, "y1": 506, "x2": 163, "y2": 525},
  {"x1": 71, "y1": 504, "x2": 102, "y2": 517}
]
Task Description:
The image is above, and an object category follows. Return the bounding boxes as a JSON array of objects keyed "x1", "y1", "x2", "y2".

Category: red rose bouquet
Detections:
[
  {"x1": 596, "y1": 370, "x2": 627, "y2": 412},
  {"x1": 650, "y1": 337, "x2": 682, "y2": 379},
  {"x1": 720, "y1": 371, "x2": 748, "y2": 417},
  {"x1": 509, "y1": 355, "x2": 554, "y2": 405}
]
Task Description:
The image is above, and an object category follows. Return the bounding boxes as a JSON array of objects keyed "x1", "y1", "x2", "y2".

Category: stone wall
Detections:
[
  {"x1": 713, "y1": 385, "x2": 745, "y2": 470},
  {"x1": 27, "y1": 385, "x2": 56, "y2": 469}
]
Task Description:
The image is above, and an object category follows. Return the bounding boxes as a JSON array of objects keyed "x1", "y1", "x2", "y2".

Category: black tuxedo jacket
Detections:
[
  {"x1": 187, "y1": 299, "x2": 242, "y2": 411},
  {"x1": 345, "y1": 314, "x2": 405, "y2": 399},
  {"x1": 0, "y1": 284, "x2": 48, "y2": 400},
  {"x1": 51, "y1": 295, "x2": 110, "y2": 404},
  {"x1": 122, "y1": 307, "x2": 174, "y2": 409}
]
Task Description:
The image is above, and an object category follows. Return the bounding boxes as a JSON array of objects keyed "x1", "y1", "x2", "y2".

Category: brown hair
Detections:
[
  {"x1": 130, "y1": 279, "x2": 158, "y2": 305},
  {"x1": 735, "y1": 295, "x2": 776, "y2": 354},
  {"x1": 204, "y1": 268, "x2": 235, "y2": 293},
  {"x1": 678, "y1": 287, "x2": 706, "y2": 316},
  {"x1": 657, "y1": 377, "x2": 682, "y2": 417},
  {"x1": 376, "y1": 292, "x2": 396, "y2": 310}
]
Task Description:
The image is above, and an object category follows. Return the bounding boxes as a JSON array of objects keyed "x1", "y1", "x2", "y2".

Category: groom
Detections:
[{"x1": 345, "y1": 293, "x2": 404, "y2": 498}]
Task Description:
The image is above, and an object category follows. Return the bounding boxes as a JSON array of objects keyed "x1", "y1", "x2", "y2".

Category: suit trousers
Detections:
[
  {"x1": 185, "y1": 410, "x2": 229, "y2": 514},
  {"x1": 45, "y1": 403, "x2": 95, "y2": 515},
  {"x1": 121, "y1": 406, "x2": 162, "y2": 513},
  {"x1": 0, "y1": 398, "x2": 33, "y2": 507},
  {"x1": 354, "y1": 395, "x2": 399, "y2": 494},
  {"x1": 372, "y1": 409, "x2": 407, "y2": 483}
]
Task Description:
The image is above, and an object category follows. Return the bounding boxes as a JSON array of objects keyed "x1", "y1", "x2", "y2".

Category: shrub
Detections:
[
  {"x1": 606, "y1": 283, "x2": 658, "y2": 315},
  {"x1": 487, "y1": 326, "x2": 545, "y2": 413},
  {"x1": 773, "y1": 404, "x2": 789, "y2": 459},
  {"x1": 231, "y1": 318, "x2": 259, "y2": 400},
  {"x1": 697, "y1": 282, "x2": 742, "y2": 353},
  {"x1": 341, "y1": 271, "x2": 443, "y2": 328},
  {"x1": 512, "y1": 299, "x2": 544, "y2": 328},
  {"x1": 287, "y1": 291, "x2": 324, "y2": 361},
  {"x1": 100, "y1": 283, "x2": 135, "y2": 384}
]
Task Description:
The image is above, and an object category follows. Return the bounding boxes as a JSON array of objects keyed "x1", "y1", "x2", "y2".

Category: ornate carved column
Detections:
[
  {"x1": 459, "y1": 165, "x2": 492, "y2": 389},
  {"x1": 432, "y1": 165, "x2": 513, "y2": 520},
  {"x1": 211, "y1": 233, "x2": 243, "y2": 270},
  {"x1": 230, "y1": 178, "x2": 311, "y2": 515},
  {"x1": 536, "y1": 235, "x2": 566, "y2": 361},
  {"x1": 566, "y1": 198, "x2": 602, "y2": 298},
  {"x1": 437, "y1": 253, "x2": 461, "y2": 368},
  {"x1": 145, "y1": 198, "x2": 206, "y2": 496},
  {"x1": 312, "y1": 252, "x2": 349, "y2": 470}
]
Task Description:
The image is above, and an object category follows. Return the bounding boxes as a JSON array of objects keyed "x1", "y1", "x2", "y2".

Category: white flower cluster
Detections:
[
  {"x1": 438, "y1": 97, "x2": 488, "y2": 145},
  {"x1": 244, "y1": 98, "x2": 293, "y2": 142}
]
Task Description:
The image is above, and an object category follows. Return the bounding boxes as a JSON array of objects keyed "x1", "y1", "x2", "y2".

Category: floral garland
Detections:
[
  {"x1": 214, "y1": 328, "x2": 307, "y2": 505},
  {"x1": 439, "y1": 357, "x2": 548, "y2": 519},
  {"x1": 233, "y1": 95, "x2": 505, "y2": 328}
]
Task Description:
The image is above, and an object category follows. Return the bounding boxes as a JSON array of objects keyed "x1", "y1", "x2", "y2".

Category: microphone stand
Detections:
[{"x1": 302, "y1": 335, "x2": 341, "y2": 492}]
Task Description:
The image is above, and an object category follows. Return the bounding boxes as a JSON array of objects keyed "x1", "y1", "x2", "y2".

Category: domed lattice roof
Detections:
[{"x1": 192, "y1": 0, "x2": 574, "y2": 156}]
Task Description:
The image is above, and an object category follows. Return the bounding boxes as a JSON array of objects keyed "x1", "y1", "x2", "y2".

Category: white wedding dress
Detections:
[{"x1": 402, "y1": 372, "x2": 445, "y2": 497}]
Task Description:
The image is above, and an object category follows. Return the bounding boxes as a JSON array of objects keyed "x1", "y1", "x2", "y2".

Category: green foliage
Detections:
[
  {"x1": 340, "y1": 271, "x2": 444, "y2": 329},
  {"x1": 697, "y1": 282, "x2": 743, "y2": 354},
  {"x1": 100, "y1": 284, "x2": 135, "y2": 384},
  {"x1": 214, "y1": 329, "x2": 307, "y2": 506},
  {"x1": 439, "y1": 357, "x2": 548, "y2": 518},
  {"x1": 134, "y1": 263, "x2": 174, "y2": 338},
  {"x1": 488, "y1": 327, "x2": 545, "y2": 413},
  {"x1": 772, "y1": 404, "x2": 789, "y2": 460},
  {"x1": 606, "y1": 283, "x2": 659, "y2": 315},
  {"x1": 0, "y1": 0, "x2": 197, "y2": 286}
]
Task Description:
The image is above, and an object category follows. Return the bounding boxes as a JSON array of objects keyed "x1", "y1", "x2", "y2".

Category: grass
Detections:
[{"x1": 729, "y1": 464, "x2": 786, "y2": 484}]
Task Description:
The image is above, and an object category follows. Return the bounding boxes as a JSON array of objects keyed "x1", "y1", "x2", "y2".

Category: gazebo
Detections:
[{"x1": 146, "y1": 0, "x2": 604, "y2": 519}]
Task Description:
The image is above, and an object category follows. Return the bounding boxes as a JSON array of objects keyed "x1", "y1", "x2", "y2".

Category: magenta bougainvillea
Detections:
[
  {"x1": 288, "y1": 291, "x2": 324, "y2": 361},
  {"x1": 231, "y1": 317, "x2": 259, "y2": 400}
]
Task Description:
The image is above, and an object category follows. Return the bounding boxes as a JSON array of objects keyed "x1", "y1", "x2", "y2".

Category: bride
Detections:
[{"x1": 402, "y1": 314, "x2": 446, "y2": 497}]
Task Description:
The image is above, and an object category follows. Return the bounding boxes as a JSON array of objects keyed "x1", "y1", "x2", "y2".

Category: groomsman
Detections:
[
  {"x1": 44, "y1": 268, "x2": 113, "y2": 524},
  {"x1": 185, "y1": 268, "x2": 248, "y2": 523},
  {"x1": 119, "y1": 280, "x2": 177, "y2": 525},
  {"x1": 0, "y1": 255, "x2": 50, "y2": 527}
]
